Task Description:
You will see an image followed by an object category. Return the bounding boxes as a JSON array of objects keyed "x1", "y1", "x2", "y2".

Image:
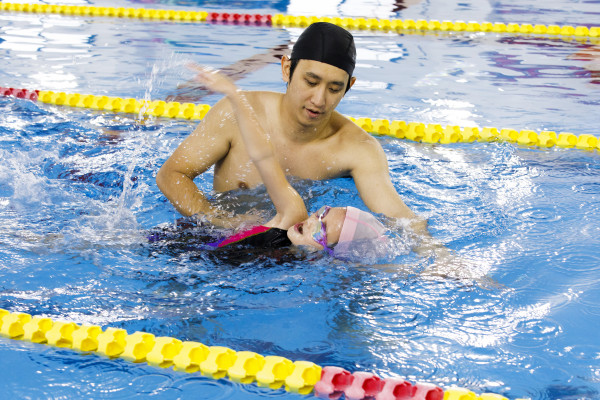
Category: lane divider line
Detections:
[
  {"x1": 0, "y1": 308, "x2": 518, "y2": 399},
  {"x1": 1, "y1": 86, "x2": 598, "y2": 151},
  {"x1": 0, "y1": 3, "x2": 598, "y2": 40}
]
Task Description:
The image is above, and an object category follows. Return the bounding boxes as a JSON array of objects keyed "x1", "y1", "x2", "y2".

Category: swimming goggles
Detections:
[{"x1": 312, "y1": 206, "x2": 335, "y2": 256}]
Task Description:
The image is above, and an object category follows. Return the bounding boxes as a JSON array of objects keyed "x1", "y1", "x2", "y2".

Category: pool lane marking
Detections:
[
  {"x1": 0, "y1": 2, "x2": 599, "y2": 40},
  {"x1": 0, "y1": 308, "x2": 518, "y2": 399},
  {"x1": 2, "y1": 86, "x2": 598, "y2": 151}
]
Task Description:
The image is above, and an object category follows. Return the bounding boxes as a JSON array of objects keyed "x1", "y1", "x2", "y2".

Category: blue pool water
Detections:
[{"x1": 1, "y1": 0, "x2": 600, "y2": 399}]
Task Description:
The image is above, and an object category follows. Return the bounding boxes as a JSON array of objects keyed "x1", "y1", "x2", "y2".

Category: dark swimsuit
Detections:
[
  {"x1": 208, "y1": 225, "x2": 291, "y2": 249},
  {"x1": 147, "y1": 221, "x2": 304, "y2": 265}
]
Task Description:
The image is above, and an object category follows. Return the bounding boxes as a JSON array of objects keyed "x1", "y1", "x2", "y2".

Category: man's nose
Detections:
[{"x1": 310, "y1": 86, "x2": 326, "y2": 107}]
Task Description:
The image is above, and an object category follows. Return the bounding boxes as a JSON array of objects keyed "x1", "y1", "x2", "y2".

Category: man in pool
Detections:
[{"x1": 157, "y1": 22, "x2": 430, "y2": 241}]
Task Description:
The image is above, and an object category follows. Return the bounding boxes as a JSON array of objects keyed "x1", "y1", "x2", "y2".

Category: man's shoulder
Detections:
[
  {"x1": 327, "y1": 113, "x2": 387, "y2": 171},
  {"x1": 221, "y1": 90, "x2": 281, "y2": 118},
  {"x1": 242, "y1": 90, "x2": 281, "y2": 103},
  {"x1": 202, "y1": 90, "x2": 281, "y2": 128},
  {"x1": 244, "y1": 90, "x2": 282, "y2": 99},
  {"x1": 210, "y1": 90, "x2": 280, "y2": 109},
  {"x1": 332, "y1": 112, "x2": 380, "y2": 146}
]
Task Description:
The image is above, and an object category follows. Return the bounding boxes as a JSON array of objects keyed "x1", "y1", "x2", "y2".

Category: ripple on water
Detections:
[
  {"x1": 239, "y1": 380, "x2": 292, "y2": 398},
  {"x1": 76, "y1": 358, "x2": 139, "y2": 399},
  {"x1": 540, "y1": 152, "x2": 600, "y2": 180},
  {"x1": 128, "y1": 371, "x2": 179, "y2": 397},
  {"x1": 371, "y1": 339, "x2": 452, "y2": 382},
  {"x1": 355, "y1": 296, "x2": 425, "y2": 338},
  {"x1": 513, "y1": 204, "x2": 563, "y2": 238},
  {"x1": 296, "y1": 339, "x2": 338, "y2": 357},
  {"x1": 521, "y1": 357, "x2": 577, "y2": 398},
  {"x1": 548, "y1": 244, "x2": 600, "y2": 274},
  {"x1": 0, "y1": 345, "x2": 76, "y2": 399},
  {"x1": 510, "y1": 317, "x2": 562, "y2": 349},
  {"x1": 176, "y1": 377, "x2": 237, "y2": 399},
  {"x1": 578, "y1": 287, "x2": 600, "y2": 317},
  {"x1": 572, "y1": 182, "x2": 600, "y2": 195},
  {"x1": 562, "y1": 344, "x2": 600, "y2": 363},
  {"x1": 515, "y1": 205, "x2": 562, "y2": 223}
]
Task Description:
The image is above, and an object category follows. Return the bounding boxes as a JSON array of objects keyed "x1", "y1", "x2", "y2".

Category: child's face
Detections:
[{"x1": 286, "y1": 206, "x2": 346, "y2": 251}]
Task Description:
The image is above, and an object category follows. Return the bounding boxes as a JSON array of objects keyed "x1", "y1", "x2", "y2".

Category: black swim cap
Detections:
[{"x1": 290, "y1": 22, "x2": 356, "y2": 77}]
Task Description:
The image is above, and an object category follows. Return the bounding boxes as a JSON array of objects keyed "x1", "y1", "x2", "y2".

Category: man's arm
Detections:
[
  {"x1": 156, "y1": 99, "x2": 235, "y2": 223},
  {"x1": 349, "y1": 135, "x2": 417, "y2": 219},
  {"x1": 349, "y1": 135, "x2": 442, "y2": 254}
]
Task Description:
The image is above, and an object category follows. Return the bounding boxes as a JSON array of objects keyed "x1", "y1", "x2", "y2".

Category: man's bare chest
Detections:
[{"x1": 213, "y1": 139, "x2": 346, "y2": 191}]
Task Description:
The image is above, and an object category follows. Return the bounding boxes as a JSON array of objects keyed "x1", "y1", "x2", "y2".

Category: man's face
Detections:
[{"x1": 284, "y1": 59, "x2": 352, "y2": 126}]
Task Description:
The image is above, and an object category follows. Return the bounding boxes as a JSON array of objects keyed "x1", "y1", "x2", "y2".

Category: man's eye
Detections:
[
  {"x1": 305, "y1": 80, "x2": 317, "y2": 86},
  {"x1": 329, "y1": 87, "x2": 342, "y2": 93}
]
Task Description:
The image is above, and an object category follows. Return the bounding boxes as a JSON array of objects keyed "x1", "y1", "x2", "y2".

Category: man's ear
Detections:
[
  {"x1": 348, "y1": 76, "x2": 357, "y2": 90},
  {"x1": 281, "y1": 56, "x2": 291, "y2": 83}
]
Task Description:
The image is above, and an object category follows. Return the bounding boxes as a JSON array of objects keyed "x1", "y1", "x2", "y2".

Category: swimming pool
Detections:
[{"x1": 1, "y1": 0, "x2": 599, "y2": 399}]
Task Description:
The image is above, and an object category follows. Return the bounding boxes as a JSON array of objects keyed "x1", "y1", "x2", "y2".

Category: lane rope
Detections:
[
  {"x1": 0, "y1": 308, "x2": 519, "y2": 399},
  {"x1": 1, "y1": 86, "x2": 598, "y2": 151},
  {"x1": 0, "y1": 2, "x2": 598, "y2": 40}
]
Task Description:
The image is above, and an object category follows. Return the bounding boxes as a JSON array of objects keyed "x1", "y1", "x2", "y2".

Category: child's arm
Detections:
[{"x1": 188, "y1": 64, "x2": 308, "y2": 228}]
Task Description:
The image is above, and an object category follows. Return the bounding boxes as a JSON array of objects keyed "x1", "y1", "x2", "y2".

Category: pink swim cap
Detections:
[{"x1": 338, "y1": 206, "x2": 387, "y2": 243}]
